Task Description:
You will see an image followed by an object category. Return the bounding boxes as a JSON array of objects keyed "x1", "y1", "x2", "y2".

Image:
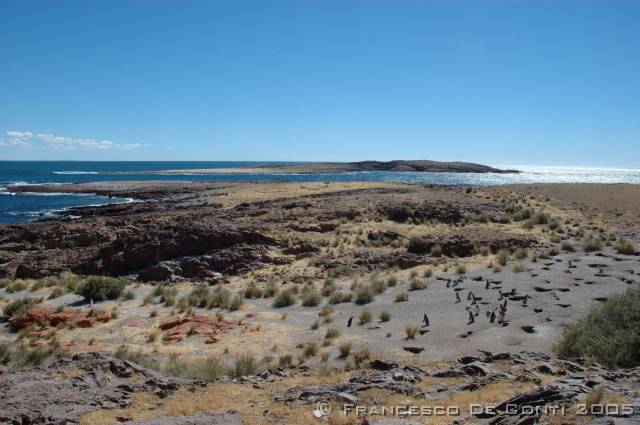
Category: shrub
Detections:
[
  {"x1": 338, "y1": 342, "x2": 352, "y2": 359},
  {"x1": 583, "y1": 236, "x2": 604, "y2": 252},
  {"x1": 422, "y1": 269, "x2": 433, "y2": 278},
  {"x1": 513, "y1": 263, "x2": 526, "y2": 273},
  {"x1": 0, "y1": 343, "x2": 10, "y2": 365},
  {"x1": 321, "y1": 279, "x2": 336, "y2": 297},
  {"x1": 60, "y1": 272, "x2": 81, "y2": 291},
  {"x1": 379, "y1": 311, "x2": 391, "y2": 322},
  {"x1": 387, "y1": 276, "x2": 398, "y2": 287},
  {"x1": 548, "y1": 218, "x2": 561, "y2": 231},
  {"x1": 352, "y1": 346, "x2": 370, "y2": 365},
  {"x1": 358, "y1": 309, "x2": 372, "y2": 325},
  {"x1": 409, "y1": 279, "x2": 426, "y2": 291},
  {"x1": 386, "y1": 204, "x2": 414, "y2": 222},
  {"x1": 264, "y1": 281, "x2": 278, "y2": 298},
  {"x1": 328, "y1": 291, "x2": 352, "y2": 305},
  {"x1": 532, "y1": 211, "x2": 549, "y2": 225},
  {"x1": 228, "y1": 294, "x2": 243, "y2": 311},
  {"x1": 272, "y1": 289, "x2": 296, "y2": 308},
  {"x1": 12, "y1": 344, "x2": 53, "y2": 369},
  {"x1": 555, "y1": 287, "x2": 640, "y2": 368},
  {"x1": 496, "y1": 250, "x2": 509, "y2": 266},
  {"x1": 405, "y1": 325, "x2": 418, "y2": 339},
  {"x1": 370, "y1": 280, "x2": 387, "y2": 295},
  {"x1": 430, "y1": 244, "x2": 443, "y2": 257},
  {"x1": 319, "y1": 305, "x2": 334, "y2": 317},
  {"x1": 456, "y1": 264, "x2": 466, "y2": 275},
  {"x1": 353, "y1": 286, "x2": 374, "y2": 305},
  {"x1": 30, "y1": 280, "x2": 45, "y2": 292},
  {"x1": 561, "y1": 242, "x2": 575, "y2": 252},
  {"x1": 324, "y1": 327, "x2": 340, "y2": 339},
  {"x1": 48, "y1": 287, "x2": 65, "y2": 299},
  {"x1": 232, "y1": 352, "x2": 258, "y2": 377},
  {"x1": 3, "y1": 298, "x2": 39, "y2": 321},
  {"x1": 122, "y1": 290, "x2": 135, "y2": 301},
  {"x1": 244, "y1": 284, "x2": 264, "y2": 299},
  {"x1": 301, "y1": 291, "x2": 321, "y2": 307},
  {"x1": 113, "y1": 345, "x2": 161, "y2": 370},
  {"x1": 303, "y1": 343, "x2": 318, "y2": 358},
  {"x1": 278, "y1": 354, "x2": 292, "y2": 367},
  {"x1": 6, "y1": 280, "x2": 28, "y2": 293},
  {"x1": 515, "y1": 248, "x2": 529, "y2": 260},
  {"x1": 165, "y1": 353, "x2": 226, "y2": 382},
  {"x1": 407, "y1": 236, "x2": 430, "y2": 254},
  {"x1": 614, "y1": 238, "x2": 636, "y2": 255},
  {"x1": 76, "y1": 276, "x2": 128, "y2": 302},
  {"x1": 395, "y1": 292, "x2": 409, "y2": 302}
]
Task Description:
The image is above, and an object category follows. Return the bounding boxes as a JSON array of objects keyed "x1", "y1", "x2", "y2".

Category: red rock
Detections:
[
  {"x1": 12, "y1": 307, "x2": 79, "y2": 329},
  {"x1": 159, "y1": 315, "x2": 240, "y2": 344}
]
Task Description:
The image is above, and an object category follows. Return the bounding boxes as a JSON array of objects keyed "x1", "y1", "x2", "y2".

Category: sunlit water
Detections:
[{"x1": 1, "y1": 161, "x2": 639, "y2": 224}]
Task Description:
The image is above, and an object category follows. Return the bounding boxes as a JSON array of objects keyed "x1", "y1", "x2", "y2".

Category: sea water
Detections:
[{"x1": 1, "y1": 161, "x2": 639, "y2": 224}]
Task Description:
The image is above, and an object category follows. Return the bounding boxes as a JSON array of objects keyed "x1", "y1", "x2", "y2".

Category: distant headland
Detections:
[{"x1": 140, "y1": 160, "x2": 520, "y2": 175}]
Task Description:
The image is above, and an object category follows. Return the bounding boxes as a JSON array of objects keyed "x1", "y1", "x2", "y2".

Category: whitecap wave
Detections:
[{"x1": 52, "y1": 171, "x2": 100, "y2": 175}]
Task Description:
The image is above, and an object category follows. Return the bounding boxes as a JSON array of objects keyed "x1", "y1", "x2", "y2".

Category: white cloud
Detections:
[
  {"x1": 1, "y1": 130, "x2": 147, "y2": 151},
  {"x1": 0, "y1": 139, "x2": 30, "y2": 147},
  {"x1": 6, "y1": 131, "x2": 32, "y2": 139}
]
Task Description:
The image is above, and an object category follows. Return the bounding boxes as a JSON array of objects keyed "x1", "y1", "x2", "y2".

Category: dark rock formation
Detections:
[
  {"x1": 0, "y1": 212, "x2": 275, "y2": 280},
  {"x1": 0, "y1": 352, "x2": 203, "y2": 425}
]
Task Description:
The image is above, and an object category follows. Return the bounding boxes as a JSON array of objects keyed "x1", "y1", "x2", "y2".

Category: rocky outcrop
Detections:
[
  {"x1": 137, "y1": 244, "x2": 287, "y2": 282},
  {"x1": 159, "y1": 315, "x2": 242, "y2": 344},
  {"x1": 0, "y1": 212, "x2": 275, "y2": 280},
  {"x1": 314, "y1": 250, "x2": 429, "y2": 275},
  {"x1": 10, "y1": 307, "x2": 111, "y2": 332},
  {"x1": 277, "y1": 364, "x2": 428, "y2": 404},
  {"x1": 0, "y1": 352, "x2": 204, "y2": 425},
  {"x1": 379, "y1": 199, "x2": 509, "y2": 224},
  {"x1": 408, "y1": 233, "x2": 535, "y2": 257}
]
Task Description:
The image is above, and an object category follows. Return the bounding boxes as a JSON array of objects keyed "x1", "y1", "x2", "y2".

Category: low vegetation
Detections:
[
  {"x1": 555, "y1": 287, "x2": 640, "y2": 368},
  {"x1": 0, "y1": 341, "x2": 58, "y2": 370},
  {"x1": 272, "y1": 289, "x2": 297, "y2": 308},
  {"x1": 2, "y1": 297, "x2": 40, "y2": 321},
  {"x1": 614, "y1": 238, "x2": 636, "y2": 255},
  {"x1": 75, "y1": 276, "x2": 128, "y2": 302},
  {"x1": 114, "y1": 346, "x2": 261, "y2": 380}
]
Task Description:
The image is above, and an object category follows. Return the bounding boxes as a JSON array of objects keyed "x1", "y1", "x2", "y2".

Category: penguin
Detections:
[
  {"x1": 485, "y1": 279, "x2": 490, "y2": 290},
  {"x1": 423, "y1": 314, "x2": 429, "y2": 327},
  {"x1": 522, "y1": 294, "x2": 529, "y2": 307},
  {"x1": 490, "y1": 310, "x2": 496, "y2": 323},
  {"x1": 467, "y1": 310, "x2": 475, "y2": 325},
  {"x1": 347, "y1": 316, "x2": 353, "y2": 327},
  {"x1": 455, "y1": 292, "x2": 461, "y2": 303}
]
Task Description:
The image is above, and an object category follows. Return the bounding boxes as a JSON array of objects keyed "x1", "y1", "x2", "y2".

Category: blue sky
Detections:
[{"x1": 0, "y1": 0, "x2": 638, "y2": 166}]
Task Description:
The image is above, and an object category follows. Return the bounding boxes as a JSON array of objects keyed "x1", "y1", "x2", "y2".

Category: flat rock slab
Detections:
[
  {"x1": 0, "y1": 352, "x2": 202, "y2": 425},
  {"x1": 128, "y1": 412, "x2": 242, "y2": 425}
]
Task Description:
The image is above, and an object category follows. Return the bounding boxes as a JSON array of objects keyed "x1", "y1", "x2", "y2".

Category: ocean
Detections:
[{"x1": 1, "y1": 161, "x2": 639, "y2": 224}]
